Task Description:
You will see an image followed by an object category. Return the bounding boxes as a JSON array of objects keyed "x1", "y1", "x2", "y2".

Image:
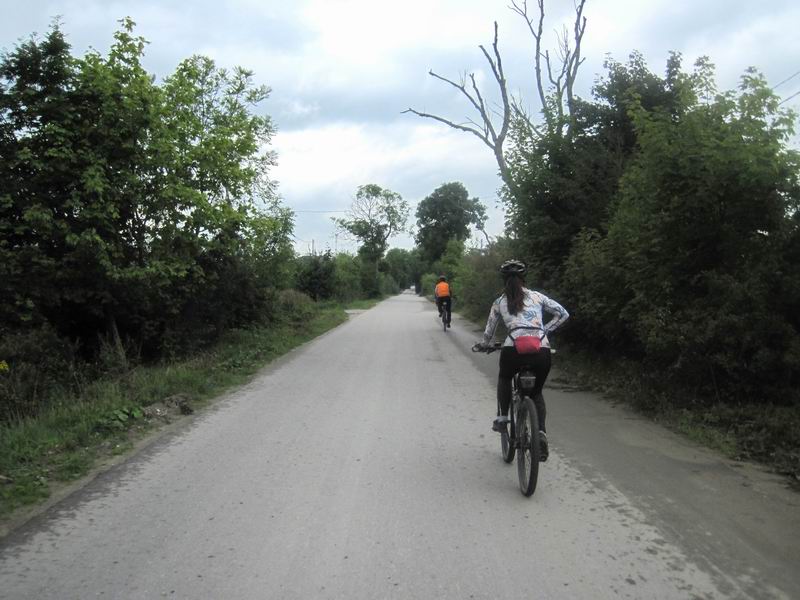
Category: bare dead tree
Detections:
[
  {"x1": 403, "y1": 22, "x2": 516, "y2": 197},
  {"x1": 403, "y1": 0, "x2": 587, "y2": 198},
  {"x1": 476, "y1": 223, "x2": 492, "y2": 246},
  {"x1": 510, "y1": 0, "x2": 586, "y2": 138}
]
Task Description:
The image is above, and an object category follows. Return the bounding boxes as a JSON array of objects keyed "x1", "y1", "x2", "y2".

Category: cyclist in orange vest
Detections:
[{"x1": 434, "y1": 275, "x2": 452, "y2": 328}]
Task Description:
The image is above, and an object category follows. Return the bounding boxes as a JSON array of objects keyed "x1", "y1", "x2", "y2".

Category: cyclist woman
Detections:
[{"x1": 478, "y1": 259, "x2": 569, "y2": 460}]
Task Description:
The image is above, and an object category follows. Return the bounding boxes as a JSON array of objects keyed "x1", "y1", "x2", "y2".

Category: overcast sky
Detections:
[{"x1": 4, "y1": 1, "x2": 799, "y2": 254}]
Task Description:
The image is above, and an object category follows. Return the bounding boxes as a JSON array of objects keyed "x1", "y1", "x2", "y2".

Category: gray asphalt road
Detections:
[{"x1": 1, "y1": 293, "x2": 798, "y2": 599}]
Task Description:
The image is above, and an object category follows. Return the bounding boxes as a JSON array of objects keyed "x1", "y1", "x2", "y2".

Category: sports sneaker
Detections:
[
  {"x1": 447, "y1": 322, "x2": 451, "y2": 328},
  {"x1": 492, "y1": 416, "x2": 510, "y2": 432},
  {"x1": 539, "y1": 431, "x2": 549, "y2": 462}
]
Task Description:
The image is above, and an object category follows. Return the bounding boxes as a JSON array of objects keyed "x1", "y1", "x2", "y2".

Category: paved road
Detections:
[{"x1": 1, "y1": 293, "x2": 798, "y2": 599}]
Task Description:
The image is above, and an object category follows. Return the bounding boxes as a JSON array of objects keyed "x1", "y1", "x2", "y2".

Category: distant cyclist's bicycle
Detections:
[
  {"x1": 472, "y1": 340, "x2": 543, "y2": 496},
  {"x1": 437, "y1": 298, "x2": 452, "y2": 332}
]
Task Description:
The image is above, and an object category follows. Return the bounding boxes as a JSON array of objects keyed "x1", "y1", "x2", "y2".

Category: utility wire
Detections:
[
  {"x1": 291, "y1": 209, "x2": 347, "y2": 213},
  {"x1": 774, "y1": 70, "x2": 800, "y2": 90},
  {"x1": 778, "y1": 89, "x2": 800, "y2": 106}
]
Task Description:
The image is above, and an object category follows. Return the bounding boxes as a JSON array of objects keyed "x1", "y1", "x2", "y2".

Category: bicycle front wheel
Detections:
[{"x1": 516, "y1": 396, "x2": 541, "y2": 496}]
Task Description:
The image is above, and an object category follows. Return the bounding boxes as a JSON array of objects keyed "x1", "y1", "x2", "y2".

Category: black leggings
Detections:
[
  {"x1": 436, "y1": 297, "x2": 451, "y2": 323},
  {"x1": 497, "y1": 347, "x2": 552, "y2": 432}
]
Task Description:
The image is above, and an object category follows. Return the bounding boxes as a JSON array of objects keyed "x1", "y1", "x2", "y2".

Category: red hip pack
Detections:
[
  {"x1": 509, "y1": 326, "x2": 544, "y2": 354},
  {"x1": 514, "y1": 335, "x2": 541, "y2": 354}
]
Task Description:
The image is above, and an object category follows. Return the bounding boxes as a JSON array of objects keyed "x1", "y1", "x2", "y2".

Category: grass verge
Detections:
[
  {"x1": 0, "y1": 304, "x2": 353, "y2": 519},
  {"x1": 553, "y1": 346, "x2": 800, "y2": 483}
]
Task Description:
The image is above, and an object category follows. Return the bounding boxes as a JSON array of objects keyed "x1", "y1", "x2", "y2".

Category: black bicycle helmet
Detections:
[{"x1": 499, "y1": 259, "x2": 527, "y2": 276}]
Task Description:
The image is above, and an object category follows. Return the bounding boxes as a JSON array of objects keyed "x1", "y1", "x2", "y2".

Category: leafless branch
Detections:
[
  {"x1": 489, "y1": 22, "x2": 512, "y2": 150},
  {"x1": 465, "y1": 116, "x2": 489, "y2": 136},
  {"x1": 426, "y1": 70, "x2": 485, "y2": 117},
  {"x1": 565, "y1": 0, "x2": 587, "y2": 135},
  {"x1": 469, "y1": 72, "x2": 495, "y2": 141},
  {"x1": 510, "y1": 0, "x2": 587, "y2": 139},
  {"x1": 476, "y1": 224, "x2": 492, "y2": 246},
  {"x1": 404, "y1": 20, "x2": 517, "y2": 194},
  {"x1": 401, "y1": 108, "x2": 490, "y2": 146},
  {"x1": 510, "y1": 0, "x2": 552, "y2": 133}
]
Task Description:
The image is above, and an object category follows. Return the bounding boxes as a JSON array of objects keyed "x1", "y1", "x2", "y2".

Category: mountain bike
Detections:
[{"x1": 472, "y1": 340, "x2": 543, "y2": 496}]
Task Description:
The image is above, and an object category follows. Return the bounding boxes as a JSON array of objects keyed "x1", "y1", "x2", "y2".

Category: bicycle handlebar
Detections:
[
  {"x1": 471, "y1": 341, "x2": 503, "y2": 353},
  {"x1": 471, "y1": 341, "x2": 558, "y2": 355}
]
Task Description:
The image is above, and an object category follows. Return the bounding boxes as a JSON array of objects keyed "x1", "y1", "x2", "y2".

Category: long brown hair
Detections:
[{"x1": 504, "y1": 274, "x2": 525, "y2": 315}]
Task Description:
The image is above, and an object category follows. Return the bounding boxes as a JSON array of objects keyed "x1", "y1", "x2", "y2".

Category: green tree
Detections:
[
  {"x1": 0, "y1": 22, "x2": 76, "y2": 330},
  {"x1": 160, "y1": 54, "x2": 275, "y2": 206},
  {"x1": 334, "y1": 184, "x2": 408, "y2": 261},
  {"x1": 505, "y1": 52, "x2": 693, "y2": 290},
  {"x1": 334, "y1": 184, "x2": 408, "y2": 296},
  {"x1": 415, "y1": 182, "x2": 486, "y2": 263},
  {"x1": 0, "y1": 19, "x2": 170, "y2": 349},
  {"x1": 154, "y1": 47, "x2": 283, "y2": 348},
  {"x1": 0, "y1": 19, "x2": 291, "y2": 417},
  {"x1": 432, "y1": 238, "x2": 465, "y2": 283}
]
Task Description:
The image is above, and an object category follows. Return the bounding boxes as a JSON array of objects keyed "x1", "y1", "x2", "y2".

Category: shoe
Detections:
[
  {"x1": 447, "y1": 322, "x2": 451, "y2": 328},
  {"x1": 539, "y1": 431, "x2": 549, "y2": 462},
  {"x1": 492, "y1": 416, "x2": 509, "y2": 432}
]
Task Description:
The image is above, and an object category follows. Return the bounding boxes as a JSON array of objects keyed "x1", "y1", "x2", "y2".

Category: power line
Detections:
[
  {"x1": 778, "y1": 89, "x2": 800, "y2": 106},
  {"x1": 291, "y1": 209, "x2": 347, "y2": 213},
  {"x1": 774, "y1": 70, "x2": 800, "y2": 90}
]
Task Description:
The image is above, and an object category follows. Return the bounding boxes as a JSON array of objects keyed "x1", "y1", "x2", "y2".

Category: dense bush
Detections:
[
  {"x1": 455, "y1": 53, "x2": 800, "y2": 407},
  {"x1": 0, "y1": 327, "x2": 79, "y2": 421},
  {"x1": 275, "y1": 289, "x2": 316, "y2": 325},
  {"x1": 295, "y1": 251, "x2": 336, "y2": 300},
  {"x1": 455, "y1": 240, "x2": 518, "y2": 322},
  {"x1": 293, "y1": 251, "x2": 403, "y2": 302},
  {"x1": 420, "y1": 274, "x2": 438, "y2": 300},
  {"x1": 332, "y1": 254, "x2": 364, "y2": 302},
  {"x1": 559, "y1": 63, "x2": 800, "y2": 403},
  {"x1": 378, "y1": 273, "x2": 400, "y2": 296},
  {"x1": 382, "y1": 248, "x2": 419, "y2": 290}
]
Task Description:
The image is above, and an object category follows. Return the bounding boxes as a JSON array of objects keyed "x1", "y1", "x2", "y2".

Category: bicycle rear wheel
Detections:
[{"x1": 516, "y1": 396, "x2": 541, "y2": 496}]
